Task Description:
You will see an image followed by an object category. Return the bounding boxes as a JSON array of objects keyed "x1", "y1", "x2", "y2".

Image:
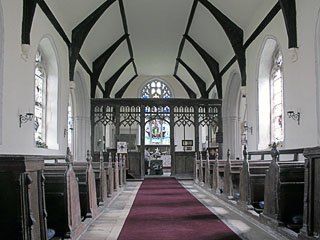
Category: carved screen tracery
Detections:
[{"x1": 94, "y1": 105, "x2": 115, "y2": 126}]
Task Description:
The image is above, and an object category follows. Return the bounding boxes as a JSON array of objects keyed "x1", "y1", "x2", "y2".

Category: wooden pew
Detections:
[
  {"x1": 262, "y1": 146, "x2": 305, "y2": 233},
  {"x1": 204, "y1": 151, "x2": 215, "y2": 189},
  {"x1": 212, "y1": 158, "x2": 226, "y2": 194},
  {"x1": 0, "y1": 155, "x2": 49, "y2": 240},
  {"x1": 223, "y1": 149, "x2": 243, "y2": 198},
  {"x1": 239, "y1": 147, "x2": 272, "y2": 211},
  {"x1": 44, "y1": 156, "x2": 83, "y2": 239},
  {"x1": 299, "y1": 146, "x2": 320, "y2": 239},
  {"x1": 91, "y1": 151, "x2": 108, "y2": 207},
  {"x1": 73, "y1": 154, "x2": 98, "y2": 220}
]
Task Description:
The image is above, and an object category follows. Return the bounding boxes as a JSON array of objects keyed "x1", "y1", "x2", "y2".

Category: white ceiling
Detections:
[{"x1": 45, "y1": 0, "x2": 277, "y2": 97}]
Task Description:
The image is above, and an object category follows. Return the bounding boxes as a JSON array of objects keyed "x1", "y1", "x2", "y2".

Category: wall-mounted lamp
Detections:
[
  {"x1": 243, "y1": 122, "x2": 253, "y2": 135},
  {"x1": 19, "y1": 113, "x2": 34, "y2": 128},
  {"x1": 287, "y1": 111, "x2": 300, "y2": 125},
  {"x1": 64, "y1": 129, "x2": 68, "y2": 138}
]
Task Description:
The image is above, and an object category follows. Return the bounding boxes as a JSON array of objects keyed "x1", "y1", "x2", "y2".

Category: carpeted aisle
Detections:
[{"x1": 118, "y1": 178, "x2": 241, "y2": 240}]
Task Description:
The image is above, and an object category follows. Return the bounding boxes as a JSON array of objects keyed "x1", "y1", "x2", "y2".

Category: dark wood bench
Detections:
[
  {"x1": 44, "y1": 157, "x2": 82, "y2": 239},
  {"x1": 239, "y1": 148, "x2": 272, "y2": 211},
  {"x1": 299, "y1": 146, "x2": 320, "y2": 239},
  {"x1": 261, "y1": 146, "x2": 305, "y2": 233},
  {"x1": 0, "y1": 155, "x2": 49, "y2": 240},
  {"x1": 204, "y1": 151, "x2": 215, "y2": 189},
  {"x1": 223, "y1": 150, "x2": 243, "y2": 198},
  {"x1": 73, "y1": 157, "x2": 98, "y2": 220},
  {"x1": 212, "y1": 158, "x2": 226, "y2": 194},
  {"x1": 92, "y1": 151, "x2": 108, "y2": 206}
]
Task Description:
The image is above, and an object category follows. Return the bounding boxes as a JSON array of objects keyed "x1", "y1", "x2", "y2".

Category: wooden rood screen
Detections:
[{"x1": 91, "y1": 98, "x2": 222, "y2": 178}]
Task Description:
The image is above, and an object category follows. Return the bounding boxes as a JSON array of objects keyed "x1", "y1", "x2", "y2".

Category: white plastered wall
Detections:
[
  {"x1": 0, "y1": 1, "x2": 90, "y2": 155},
  {"x1": 221, "y1": 1, "x2": 320, "y2": 152},
  {"x1": 0, "y1": 0, "x2": 3, "y2": 145}
]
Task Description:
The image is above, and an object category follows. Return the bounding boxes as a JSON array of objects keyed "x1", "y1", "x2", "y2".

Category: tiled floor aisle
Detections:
[
  {"x1": 78, "y1": 180, "x2": 288, "y2": 240},
  {"x1": 78, "y1": 182, "x2": 141, "y2": 240}
]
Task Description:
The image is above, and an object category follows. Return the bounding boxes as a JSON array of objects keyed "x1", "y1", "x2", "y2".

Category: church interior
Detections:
[{"x1": 0, "y1": 0, "x2": 320, "y2": 239}]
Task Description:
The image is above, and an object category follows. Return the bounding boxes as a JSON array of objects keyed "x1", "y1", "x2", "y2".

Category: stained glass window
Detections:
[
  {"x1": 141, "y1": 79, "x2": 171, "y2": 99},
  {"x1": 68, "y1": 96, "x2": 73, "y2": 149},
  {"x1": 271, "y1": 50, "x2": 284, "y2": 143},
  {"x1": 141, "y1": 79, "x2": 171, "y2": 145},
  {"x1": 34, "y1": 50, "x2": 47, "y2": 145}
]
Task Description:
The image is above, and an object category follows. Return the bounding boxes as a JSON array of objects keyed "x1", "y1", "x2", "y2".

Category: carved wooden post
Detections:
[
  {"x1": 107, "y1": 152, "x2": 114, "y2": 197},
  {"x1": 87, "y1": 150, "x2": 98, "y2": 217},
  {"x1": 170, "y1": 105, "x2": 175, "y2": 176},
  {"x1": 239, "y1": 145, "x2": 249, "y2": 204},
  {"x1": 224, "y1": 149, "x2": 232, "y2": 197},
  {"x1": 199, "y1": 152, "x2": 204, "y2": 185},
  {"x1": 122, "y1": 154, "x2": 127, "y2": 184},
  {"x1": 99, "y1": 151, "x2": 107, "y2": 205},
  {"x1": 66, "y1": 153, "x2": 82, "y2": 238},
  {"x1": 299, "y1": 147, "x2": 320, "y2": 239},
  {"x1": 140, "y1": 104, "x2": 145, "y2": 178},
  {"x1": 205, "y1": 150, "x2": 211, "y2": 188},
  {"x1": 194, "y1": 152, "x2": 198, "y2": 183},
  {"x1": 114, "y1": 154, "x2": 119, "y2": 191},
  {"x1": 119, "y1": 154, "x2": 123, "y2": 187}
]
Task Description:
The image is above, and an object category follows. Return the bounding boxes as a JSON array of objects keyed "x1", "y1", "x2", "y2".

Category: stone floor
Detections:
[{"x1": 77, "y1": 180, "x2": 288, "y2": 240}]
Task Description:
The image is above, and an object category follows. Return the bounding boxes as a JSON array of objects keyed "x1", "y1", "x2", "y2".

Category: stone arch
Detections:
[
  {"x1": 222, "y1": 70, "x2": 242, "y2": 158},
  {"x1": 73, "y1": 69, "x2": 90, "y2": 161}
]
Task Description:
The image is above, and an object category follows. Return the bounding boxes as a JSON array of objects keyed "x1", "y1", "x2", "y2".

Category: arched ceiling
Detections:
[{"x1": 43, "y1": 0, "x2": 282, "y2": 98}]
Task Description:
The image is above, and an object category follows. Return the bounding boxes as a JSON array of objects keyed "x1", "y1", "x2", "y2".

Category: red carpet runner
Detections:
[{"x1": 118, "y1": 178, "x2": 241, "y2": 240}]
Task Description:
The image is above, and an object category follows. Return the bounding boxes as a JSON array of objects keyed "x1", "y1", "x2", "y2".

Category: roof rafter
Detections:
[
  {"x1": 21, "y1": 0, "x2": 37, "y2": 45},
  {"x1": 177, "y1": 58, "x2": 208, "y2": 98},
  {"x1": 104, "y1": 59, "x2": 133, "y2": 98},
  {"x1": 69, "y1": 0, "x2": 117, "y2": 82},
  {"x1": 184, "y1": 35, "x2": 222, "y2": 99},
  {"x1": 174, "y1": 0, "x2": 199, "y2": 75},
  {"x1": 119, "y1": 0, "x2": 138, "y2": 75},
  {"x1": 173, "y1": 75, "x2": 197, "y2": 99},
  {"x1": 91, "y1": 34, "x2": 128, "y2": 98},
  {"x1": 199, "y1": 0, "x2": 246, "y2": 86},
  {"x1": 279, "y1": 0, "x2": 297, "y2": 49}
]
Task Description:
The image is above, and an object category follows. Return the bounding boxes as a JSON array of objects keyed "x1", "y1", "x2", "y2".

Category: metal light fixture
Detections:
[
  {"x1": 287, "y1": 111, "x2": 300, "y2": 125},
  {"x1": 243, "y1": 122, "x2": 253, "y2": 135},
  {"x1": 19, "y1": 113, "x2": 34, "y2": 127}
]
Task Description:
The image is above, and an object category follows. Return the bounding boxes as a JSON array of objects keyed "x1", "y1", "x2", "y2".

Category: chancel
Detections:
[{"x1": 0, "y1": 0, "x2": 320, "y2": 239}]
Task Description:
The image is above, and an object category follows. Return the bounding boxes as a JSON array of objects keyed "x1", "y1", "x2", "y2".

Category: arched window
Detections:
[
  {"x1": 141, "y1": 79, "x2": 172, "y2": 145},
  {"x1": 258, "y1": 38, "x2": 284, "y2": 149},
  {"x1": 141, "y1": 79, "x2": 171, "y2": 99},
  {"x1": 34, "y1": 37, "x2": 59, "y2": 149},
  {"x1": 34, "y1": 50, "x2": 47, "y2": 147},
  {"x1": 68, "y1": 95, "x2": 74, "y2": 152},
  {"x1": 270, "y1": 50, "x2": 284, "y2": 143}
]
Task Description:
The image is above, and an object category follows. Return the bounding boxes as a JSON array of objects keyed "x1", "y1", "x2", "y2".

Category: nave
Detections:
[{"x1": 79, "y1": 179, "x2": 284, "y2": 240}]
